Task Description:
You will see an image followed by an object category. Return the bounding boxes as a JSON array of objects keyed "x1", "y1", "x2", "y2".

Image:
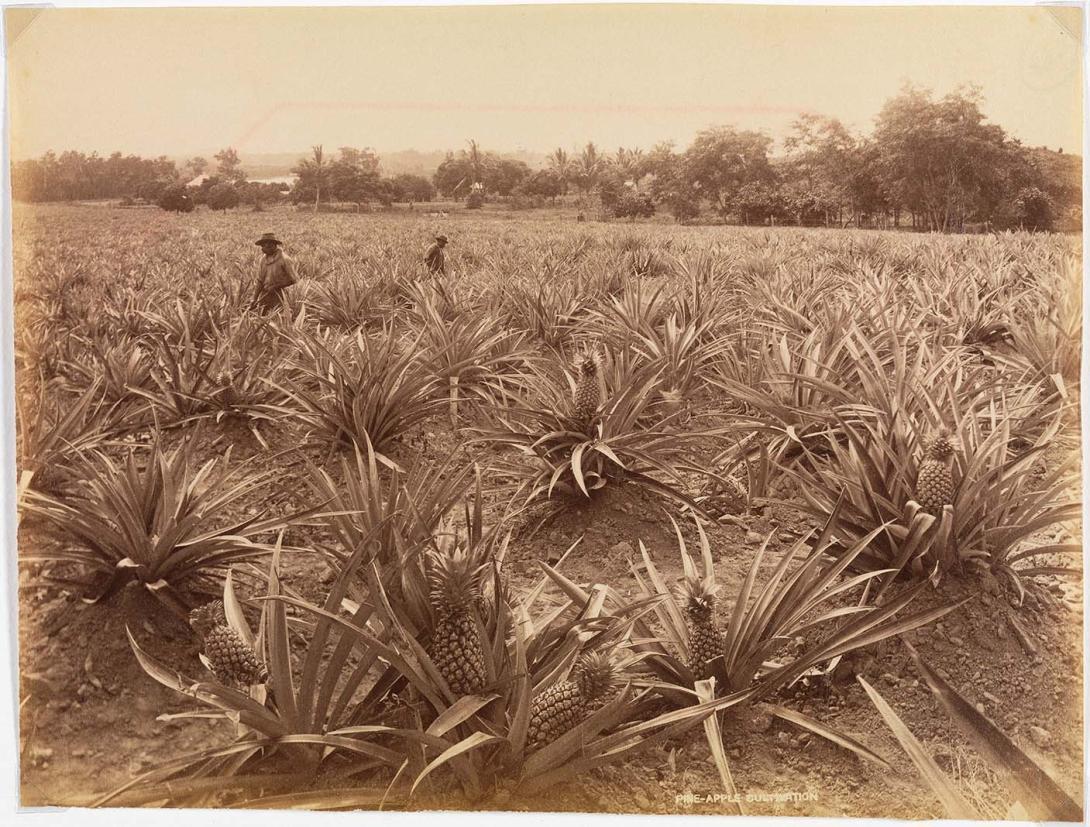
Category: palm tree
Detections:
[
  {"x1": 576, "y1": 142, "x2": 603, "y2": 194},
  {"x1": 291, "y1": 145, "x2": 328, "y2": 212},
  {"x1": 548, "y1": 148, "x2": 571, "y2": 195},
  {"x1": 466, "y1": 139, "x2": 484, "y2": 187},
  {"x1": 614, "y1": 148, "x2": 645, "y2": 180},
  {"x1": 311, "y1": 145, "x2": 327, "y2": 212}
]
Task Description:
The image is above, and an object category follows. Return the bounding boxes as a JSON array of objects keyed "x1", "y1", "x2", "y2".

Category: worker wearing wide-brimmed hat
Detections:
[
  {"x1": 424, "y1": 234, "x2": 448, "y2": 275},
  {"x1": 252, "y1": 232, "x2": 297, "y2": 313}
]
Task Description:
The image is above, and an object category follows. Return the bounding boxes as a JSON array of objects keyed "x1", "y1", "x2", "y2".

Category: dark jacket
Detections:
[
  {"x1": 254, "y1": 250, "x2": 296, "y2": 312},
  {"x1": 257, "y1": 250, "x2": 297, "y2": 292},
  {"x1": 424, "y1": 243, "x2": 446, "y2": 274}
]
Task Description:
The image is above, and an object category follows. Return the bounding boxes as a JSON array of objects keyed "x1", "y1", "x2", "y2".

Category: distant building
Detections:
[
  {"x1": 250, "y1": 176, "x2": 294, "y2": 186},
  {"x1": 185, "y1": 174, "x2": 293, "y2": 188}
]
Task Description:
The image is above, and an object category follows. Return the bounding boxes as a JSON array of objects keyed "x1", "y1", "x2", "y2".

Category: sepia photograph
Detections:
[{"x1": 2, "y1": 1, "x2": 1085, "y2": 821}]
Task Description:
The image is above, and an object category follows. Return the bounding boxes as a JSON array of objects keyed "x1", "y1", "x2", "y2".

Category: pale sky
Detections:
[{"x1": 4, "y1": 4, "x2": 1085, "y2": 159}]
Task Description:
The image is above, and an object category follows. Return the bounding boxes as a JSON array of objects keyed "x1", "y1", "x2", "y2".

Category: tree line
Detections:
[
  {"x1": 12, "y1": 144, "x2": 437, "y2": 213},
  {"x1": 10, "y1": 84, "x2": 1081, "y2": 231},
  {"x1": 445, "y1": 86, "x2": 1078, "y2": 231},
  {"x1": 288, "y1": 145, "x2": 435, "y2": 210}
]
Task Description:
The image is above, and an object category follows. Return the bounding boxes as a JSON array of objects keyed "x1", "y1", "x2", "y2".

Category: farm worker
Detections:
[
  {"x1": 252, "y1": 232, "x2": 297, "y2": 313},
  {"x1": 424, "y1": 234, "x2": 448, "y2": 275}
]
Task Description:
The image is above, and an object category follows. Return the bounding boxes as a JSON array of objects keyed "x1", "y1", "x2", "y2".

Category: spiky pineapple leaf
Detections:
[
  {"x1": 410, "y1": 731, "x2": 504, "y2": 797},
  {"x1": 858, "y1": 676, "x2": 976, "y2": 819},
  {"x1": 695, "y1": 678, "x2": 742, "y2": 812},
  {"x1": 907, "y1": 644, "x2": 1082, "y2": 822},
  {"x1": 765, "y1": 703, "x2": 890, "y2": 767}
]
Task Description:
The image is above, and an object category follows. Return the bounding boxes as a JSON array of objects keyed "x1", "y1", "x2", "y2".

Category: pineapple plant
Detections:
[
  {"x1": 427, "y1": 547, "x2": 490, "y2": 696},
  {"x1": 188, "y1": 600, "x2": 268, "y2": 688},
  {"x1": 572, "y1": 349, "x2": 601, "y2": 428},
  {"x1": 677, "y1": 572, "x2": 724, "y2": 680},
  {"x1": 527, "y1": 651, "x2": 618, "y2": 749},
  {"x1": 917, "y1": 430, "x2": 956, "y2": 515}
]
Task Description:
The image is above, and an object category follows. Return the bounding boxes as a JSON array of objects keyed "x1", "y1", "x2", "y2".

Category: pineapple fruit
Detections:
[
  {"x1": 657, "y1": 387, "x2": 686, "y2": 418},
  {"x1": 917, "y1": 431, "x2": 956, "y2": 515},
  {"x1": 427, "y1": 547, "x2": 489, "y2": 696},
  {"x1": 527, "y1": 651, "x2": 617, "y2": 749},
  {"x1": 188, "y1": 600, "x2": 268, "y2": 688},
  {"x1": 572, "y1": 351, "x2": 601, "y2": 428},
  {"x1": 678, "y1": 574, "x2": 724, "y2": 680}
]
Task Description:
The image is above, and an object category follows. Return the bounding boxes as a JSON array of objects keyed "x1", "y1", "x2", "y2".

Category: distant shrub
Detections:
[
  {"x1": 207, "y1": 183, "x2": 240, "y2": 212},
  {"x1": 596, "y1": 178, "x2": 624, "y2": 212},
  {"x1": 136, "y1": 180, "x2": 171, "y2": 202},
  {"x1": 157, "y1": 185, "x2": 194, "y2": 213},
  {"x1": 612, "y1": 191, "x2": 656, "y2": 220},
  {"x1": 466, "y1": 190, "x2": 485, "y2": 209},
  {"x1": 516, "y1": 170, "x2": 563, "y2": 202},
  {"x1": 662, "y1": 191, "x2": 701, "y2": 223},
  {"x1": 390, "y1": 173, "x2": 435, "y2": 203},
  {"x1": 1012, "y1": 187, "x2": 1054, "y2": 232}
]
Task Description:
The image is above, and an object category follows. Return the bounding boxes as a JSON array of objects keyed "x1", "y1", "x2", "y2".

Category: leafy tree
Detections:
[
  {"x1": 1026, "y1": 147, "x2": 1081, "y2": 207},
  {"x1": 517, "y1": 169, "x2": 563, "y2": 202},
  {"x1": 683, "y1": 126, "x2": 774, "y2": 218},
  {"x1": 291, "y1": 145, "x2": 330, "y2": 211},
  {"x1": 13, "y1": 93, "x2": 1079, "y2": 232},
  {"x1": 485, "y1": 158, "x2": 531, "y2": 196},
  {"x1": 239, "y1": 181, "x2": 288, "y2": 210},
  {"x1": 612, "y1": 189, "x2": 656, "y2": 219},
  {"x1": 191, "y1": 174, "x2": 222, "y2": 205},
  {"x1": 389, "y1": 173, "x2": 435, "y2": 202},
  {"x1": 213, "y1": 147, "x2": 246, "y2": 185},
  {"x1": 1009, "y1": 186, "x2": 1054, "y2": 231},
  {"x1": 845, "y1": 140, "x2": 891, "y2": 227},
  {"x1": 641, "y1": 142, "x2": 699, "y2": 222},
  {"x1": 135, "y1": 178, "x2": 172, "y2": 202},
  {"x1": 434, "y1": 153, "x2": 472, "y2": 199},
  {"x1": 329, "y1": 146, "x2": 384, "y2": 208},
  {"x1": 11, "y1": 150, "x2": 178, "y2": 202},
  {"x1": 1021, "y1": 147, "x2": 1081, "y2": 228},
  {"x1": 734, "y1": 180, "x2": 781, "y2": 225},
  {"x1": 157, "y1": 184, "x2": 194, "y2": 213},
  {"x1": 871, "y1": 85, "x2": 1014, "y2": 231},
  {"x1": 206, "y1": 182, "x2": 240, "y2": 211},
  {"x1": 664, "y1": 190, "x2": 701, "y2": 222},
  {"x1": 596, "y1": 173, "x2": 625, "y2": 212},
  {"x1": 376, "y1": 180, "x2": 397, "y2": 207},
  {"x1": 782, "y1": 114, "x2": 857, "y2": 226},
  {"x1": 433, "y1": 146, "x2": 526, "y2": 198}
]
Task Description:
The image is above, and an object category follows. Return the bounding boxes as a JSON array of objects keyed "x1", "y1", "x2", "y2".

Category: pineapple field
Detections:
[{"x1": 11, "y1": 203, "x2": 1084, "y2": 818}]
